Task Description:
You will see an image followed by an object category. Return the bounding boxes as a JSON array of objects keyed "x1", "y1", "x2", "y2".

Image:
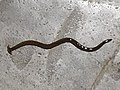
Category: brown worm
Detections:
[{"x1": 7, "y1": 38, "x2": 112, "y2": 55}]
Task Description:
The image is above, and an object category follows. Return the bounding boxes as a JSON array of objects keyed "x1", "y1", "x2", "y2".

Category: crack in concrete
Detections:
[{"x1": 90, "y1": 46, "x2": 120, "y2": 90}]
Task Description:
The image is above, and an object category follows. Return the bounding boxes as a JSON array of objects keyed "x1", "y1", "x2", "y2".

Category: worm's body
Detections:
[{"x1": 7, "y1": 38, "x2": 112, "y2": 55}]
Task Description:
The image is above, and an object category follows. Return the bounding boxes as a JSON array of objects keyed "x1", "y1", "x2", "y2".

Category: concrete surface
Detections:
[{"x1": 0, "y1": 0, "x2": 120, "y2": 90}]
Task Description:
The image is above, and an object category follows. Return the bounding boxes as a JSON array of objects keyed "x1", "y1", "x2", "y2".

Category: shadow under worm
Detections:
[{"x1": 7, "y1": 38, "x2": 112, "y2": 55}]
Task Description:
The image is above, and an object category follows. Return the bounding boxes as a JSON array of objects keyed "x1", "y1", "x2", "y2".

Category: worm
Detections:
[{"x1": 7, "y1": 38, "x2": 112, "y2": 55}]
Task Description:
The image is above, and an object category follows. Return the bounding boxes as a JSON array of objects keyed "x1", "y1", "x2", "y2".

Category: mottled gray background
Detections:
[{"x1": 0, "y1": 0, "x2": 120, "y2": 90}]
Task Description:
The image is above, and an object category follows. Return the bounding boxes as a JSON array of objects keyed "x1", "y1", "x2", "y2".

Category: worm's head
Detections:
[
  {"x1": 105, "y1": 39, "x2": 112, "y2": 43},
  {"x1": 7, "y1": 45, "x2": 12, "y2": 55}
]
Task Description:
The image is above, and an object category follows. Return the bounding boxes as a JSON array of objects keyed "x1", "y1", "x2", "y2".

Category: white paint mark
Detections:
[
  {"x1": 90, "y1": 48, "x2": 92, "y2": 50},
  {"x1": 85, "y1": 47, "x2": 87, "y2": 49},
  {"x1": 82, "y1": 46, "x2": 84, "y2": 48},
  {"x1": 105, "y1": 40, "x2": 108, "y2": 42}
]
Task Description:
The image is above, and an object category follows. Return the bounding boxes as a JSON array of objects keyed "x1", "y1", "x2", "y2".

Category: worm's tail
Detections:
[{"x1": 7, "y1": 45, "x2": 12, "y2": 55}]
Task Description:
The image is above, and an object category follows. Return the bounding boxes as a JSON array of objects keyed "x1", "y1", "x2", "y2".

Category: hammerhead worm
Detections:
[{"x1": 7, "y1": 38, "x2": 112, "y2": 55}]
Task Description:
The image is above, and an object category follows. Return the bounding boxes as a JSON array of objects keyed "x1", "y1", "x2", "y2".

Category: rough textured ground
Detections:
[{"x1": 0, "y1": 0, "x2": 120, "y2": 90}]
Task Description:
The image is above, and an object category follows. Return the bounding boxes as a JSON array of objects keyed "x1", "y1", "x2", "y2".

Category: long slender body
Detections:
[{"x1": 7, "y1": 38, "x2": 112, "y2": 55}]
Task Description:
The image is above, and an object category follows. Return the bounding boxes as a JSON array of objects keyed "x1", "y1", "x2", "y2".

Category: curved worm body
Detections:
[{"x1": 7, "y1": 38, "x2": 112, "y2": 55}]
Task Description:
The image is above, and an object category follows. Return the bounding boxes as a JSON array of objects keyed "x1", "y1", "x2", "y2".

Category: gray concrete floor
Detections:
[{"x1": 0, "y1": 0, "x2": 120, "y2": 90}]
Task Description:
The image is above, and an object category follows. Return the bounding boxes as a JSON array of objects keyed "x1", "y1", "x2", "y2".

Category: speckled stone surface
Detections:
[{"x1": 0, "y1": 0, "x2": 120, "y2": 90}]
